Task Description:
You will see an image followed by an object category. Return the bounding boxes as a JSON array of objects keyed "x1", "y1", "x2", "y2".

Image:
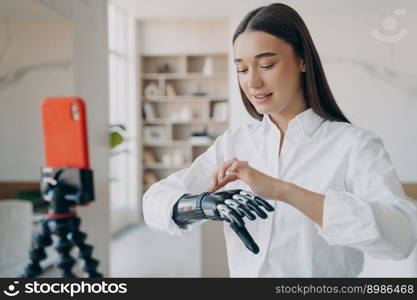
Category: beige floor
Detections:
[{"x1": 110, "y1": 224, "x2": 202, "y2": 277}]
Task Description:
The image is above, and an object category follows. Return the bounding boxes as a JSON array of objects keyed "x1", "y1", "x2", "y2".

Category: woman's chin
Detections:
[{"x1": 255, "y1": 106, "x2": 271, "y2": 115}]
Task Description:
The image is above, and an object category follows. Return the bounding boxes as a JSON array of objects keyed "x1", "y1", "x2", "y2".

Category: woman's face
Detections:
[{"x1": 233, "y1": 30, "x2": 305, "y2": 116}]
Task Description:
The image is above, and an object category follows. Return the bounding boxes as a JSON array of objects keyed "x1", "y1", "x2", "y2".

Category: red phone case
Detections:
[{"x1": 41, "y1": 97, "x2": 90, "y2": 169}]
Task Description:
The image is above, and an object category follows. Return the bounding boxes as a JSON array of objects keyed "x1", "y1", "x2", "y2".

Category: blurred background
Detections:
[{"x1": 0, "y1": 0, "x2": 416, "y2": 277}]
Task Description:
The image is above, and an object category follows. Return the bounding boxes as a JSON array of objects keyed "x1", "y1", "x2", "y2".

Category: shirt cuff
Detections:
[{"x1": 315, "y1": 189, "x2": 380, "y2": 245}]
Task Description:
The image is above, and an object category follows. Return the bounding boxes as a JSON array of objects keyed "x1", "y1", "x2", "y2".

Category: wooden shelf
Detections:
[
  {"x1": 143, "y1": 96, "x2": 228, "y2": 103},
  {"x1": 143, "y1": 140, "x2": 188, "y2": 147},
  {"x1": 144, "y1": 119, "x2": 228, "y2": 125},
  {"x1": 140, "y1": 53, "x2": 229, "y2": 191},
  {"x1": 144, "y1": 163, "x2": 190, "y2": 170},
  {"x1": 142, "y1": 72, "x2": 227, "y2": 80},
  {"x1": 143, "y1": 140, "x2": 212, "y2": 147}
]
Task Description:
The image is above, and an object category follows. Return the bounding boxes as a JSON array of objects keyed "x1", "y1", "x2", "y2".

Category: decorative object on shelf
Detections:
[
  {"x1": 157, "y1": 63, "x2": 171, "y2": 73},
  {"x1": 109, "y1": 124, "x2": 128, "y2": 156},
  {"x1": 202, "y1": 56, "x2": 213, "y2": 75},
  {"x1": 192, "y1": 84, "x2": 207, "y2": 97},
  {"x1": 143, "y1": 171, "x2": 158, "y2": 187},
  {"x1": 172, "y1": 149, "x2": 186, "y2": 166},
  {"x1": 144, "y1": 125, "x2": 166, "y2": 143},
  {"x1": 161, "y1": 154, "x2": 171, "y2": 166},
  {"x1": 192, "y1": 109, "x2": 203, "y2": 119},
  {"x1": 212, "y1": 102, "x2": 229, "y2": 121},
  {"x1": 144, "y1": 82, "x2": 160, "y2": 99},
  {"x1": 165, "y1": 82, "x2": 177, "y2": 97},
  {"x1": 179, "y1": 106, "x2": 192, "y2": 121},
  {"x1": 143, "y1": 150, "x2": 157, "y2": 164},
  {"x1": 189, "y1": 129, "x2": 212, "y2": 145},
  {"x1": 169, "y1": 111, "x2": 179, "y2": 121},
  {"x1": 143, "y1": 102, "x2": 157, "y2": 120}
]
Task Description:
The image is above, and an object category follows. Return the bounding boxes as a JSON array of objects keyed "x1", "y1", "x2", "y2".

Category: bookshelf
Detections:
[{"x1": 140, "y1": 54, "x2": 229, "y2": 193}]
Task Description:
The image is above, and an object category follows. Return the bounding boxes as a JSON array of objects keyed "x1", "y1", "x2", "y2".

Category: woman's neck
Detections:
[{"x1": 269, "y1": 100, "x2": 308, "y2": 136}]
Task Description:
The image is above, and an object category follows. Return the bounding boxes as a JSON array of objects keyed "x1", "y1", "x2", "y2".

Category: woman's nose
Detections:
[{"x1": 247, "y1": 71, "x2": 263, "y2": 89}]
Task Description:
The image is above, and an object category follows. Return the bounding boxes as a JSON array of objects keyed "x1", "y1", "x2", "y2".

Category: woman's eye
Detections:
[
  {"x1": 237, "y1": 69, "x2": 247, "y2": 73},
  {"x1": 260, "y1": 63, "x2": 275, "y2": 69}
]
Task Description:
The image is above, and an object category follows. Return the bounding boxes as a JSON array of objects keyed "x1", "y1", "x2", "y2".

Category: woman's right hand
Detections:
[
  {"x1": 207, "y1": 157, "x2": 289, "y2": 201},
  {"x1": 208, "y1": 157, "x2": 239, "y2": 193}
]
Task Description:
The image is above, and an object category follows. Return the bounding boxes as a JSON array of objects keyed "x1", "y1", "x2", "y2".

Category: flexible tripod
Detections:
[{"x1": 21, "y1": 167, "x2": 102, "y2": 278}]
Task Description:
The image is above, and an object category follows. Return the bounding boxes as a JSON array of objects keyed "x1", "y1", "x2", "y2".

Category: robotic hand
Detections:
[{"x1": 172, "y1": 189, "x2": 274, "y2": 254}]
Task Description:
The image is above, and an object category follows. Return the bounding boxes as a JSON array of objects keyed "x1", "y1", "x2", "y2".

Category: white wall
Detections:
[
  {"x1": 0, "y1": 18, "x2": 74, "y2": 180},
  {"x1": 306, "y1": 9, "x2": 417, "y2": 277},
  {"x1": 139, "y1": 19, "x2": 229, "y2": 55},
  {"x1": 307, "y1": 10, "x2": 417, "y2": 183}
]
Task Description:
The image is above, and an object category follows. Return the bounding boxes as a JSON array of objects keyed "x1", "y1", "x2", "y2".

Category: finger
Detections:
[
  {"x1": 229, "y1": 222, "x2": 259, "y2": 254},
  {"x1": 229, "y1": 160, "x2": 248, "y2": 173},
  {"x1": 216, "y1": 204, "x2": 230, "y2": 221},
  {"x1": 216, "y1": 204, "x2": 244, "y2": 227},
  {"x1": 224, "y1": 199, "x2": 243, "y2": 216},
  {"x1": 254, "y1": 196, "x2": 274, "y2": 212},
  {"x1": 212, "y1": 174, "x2": 238, "y2": 191},
  {"x1": 228, "y1": 160, "x2": 241, "y2": 173},
  {"x1": 208, "y1": 174, "x2": 217, "y2": 193},
  {"x1": 228, "y1": 210, "x2": 244, "y2": 228},
  {"x1": 232, "y1": 194, "x2": 267, "y2": 219},
  {"x1": 218, "y1": 204, "x2": 244, "y2": 227},
  {"x1": 225, "y1": 199, "x2": 256, "y2": 220},
  {"x1": 240, "y1": 190, "x2": 274, "y2": 212},
  {"x1": 218, "y1": 157, "x2": 238, "y2": 183},
  {"x1": 246, "y1": 200, "x2": 268, "y2": 219},
  {"x1": 238, "y1": 205, "x2": 256, "y2": 220}
]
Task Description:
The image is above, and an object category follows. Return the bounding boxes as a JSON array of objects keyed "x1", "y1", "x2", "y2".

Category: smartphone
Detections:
[{"x1": 41, "y1": 97, "x2": 90, "y2": 169}]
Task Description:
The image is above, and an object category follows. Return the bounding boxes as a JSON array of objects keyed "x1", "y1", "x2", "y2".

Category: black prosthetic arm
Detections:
[{"x1": 172, "y1": 189, "x2": 274, "y2": 254}]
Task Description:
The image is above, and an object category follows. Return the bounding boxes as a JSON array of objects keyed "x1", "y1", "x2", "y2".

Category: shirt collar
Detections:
[{"x1": 262, "y1": 108, "x2": 325, "y2": 138}]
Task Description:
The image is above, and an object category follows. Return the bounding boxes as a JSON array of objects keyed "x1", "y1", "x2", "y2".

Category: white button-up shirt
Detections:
[{"x1": 143, "y1": 108, "x2": 417, "y2": 277}]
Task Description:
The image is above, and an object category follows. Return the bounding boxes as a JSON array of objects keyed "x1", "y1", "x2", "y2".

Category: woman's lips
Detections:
[{"x1": 252, "y1": 93, "x2": 273, "y2": 104}]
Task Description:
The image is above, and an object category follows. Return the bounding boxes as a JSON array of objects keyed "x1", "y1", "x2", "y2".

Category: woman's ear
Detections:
[{"x1": 300, "y1": 59, "x2": 306, "y2": 72}]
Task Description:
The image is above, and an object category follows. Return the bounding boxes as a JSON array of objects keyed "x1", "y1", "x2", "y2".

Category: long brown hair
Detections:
[{"x1": 233, "y1": 3, "x2": 350, "y2": 123}]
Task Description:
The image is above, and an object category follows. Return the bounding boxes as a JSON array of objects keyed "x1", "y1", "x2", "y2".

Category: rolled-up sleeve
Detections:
[
  {"x1": 143, "y1": 132, "x2": 227, "y2": 236},
  {"x1": 317, "y1": 132, "x2": 417, "y2": 260}
]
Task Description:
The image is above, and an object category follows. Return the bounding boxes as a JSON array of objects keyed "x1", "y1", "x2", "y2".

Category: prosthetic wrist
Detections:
[
  {"x1": 172, "y1": 189, "x2": 275, "y2": 254},
  {"x1": 172, "y1": 192, "x2": 211, "y2": 228}
]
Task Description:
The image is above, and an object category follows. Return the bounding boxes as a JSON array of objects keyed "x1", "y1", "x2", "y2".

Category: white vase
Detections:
[{"x1": 202, "y1": 57, "x2": 213, "y2": 75}]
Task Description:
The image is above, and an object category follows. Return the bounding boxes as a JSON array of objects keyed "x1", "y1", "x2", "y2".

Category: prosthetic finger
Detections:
[
  {"x1": 217, "y1": 204, "x2": 244, "y2": 228},
  {"x1": 224, "y1": 199, "x2": 243, "y2": 217},
  {"x1": 225, "y1": 199, "x2": 256, "y2": 220},
  {"x1": 229, "y1": 221, "x2": 260, "y2": 254},
  {"x1": 240, "y1": 190, "x2": 274, "y2": 212},
  {"x1": 221, "y1": 201, "x2": 243, "y2": 223},
  {"x1": 232, "y1": 194, "x2": 267, "y2": 219},
  {"x1": 254, "y1": 196, "x2": 274, "y2": 212},
  {"x1": 247, "y1": 200, "x2": 267, "y2": 218}
]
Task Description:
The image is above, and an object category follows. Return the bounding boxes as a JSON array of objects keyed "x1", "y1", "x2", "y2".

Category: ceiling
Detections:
[{"x1": 1, "y1": 0, "x2": 416, "y2": 20}]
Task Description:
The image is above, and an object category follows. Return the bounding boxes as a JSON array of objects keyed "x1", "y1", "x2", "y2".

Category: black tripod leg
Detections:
[
  {"x1": 69, "y1": 216, "x2": 102, "y2": 278},
  {"x1": 21, "y1": 218, "x2": 53, "y2": 277},
  {"x1": 49, "y1": 218, "x2": 77, "y2": 278}
]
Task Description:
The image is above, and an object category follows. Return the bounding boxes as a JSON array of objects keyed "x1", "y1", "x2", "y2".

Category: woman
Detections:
[{"x1": 143, "y1": 3, "x2": 417, "y2": 277}]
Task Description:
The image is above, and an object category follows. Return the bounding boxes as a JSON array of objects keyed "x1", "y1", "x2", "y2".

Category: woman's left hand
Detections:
[{"x1": 207, "y1": 157, "x2": 289, "y2": 200}]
